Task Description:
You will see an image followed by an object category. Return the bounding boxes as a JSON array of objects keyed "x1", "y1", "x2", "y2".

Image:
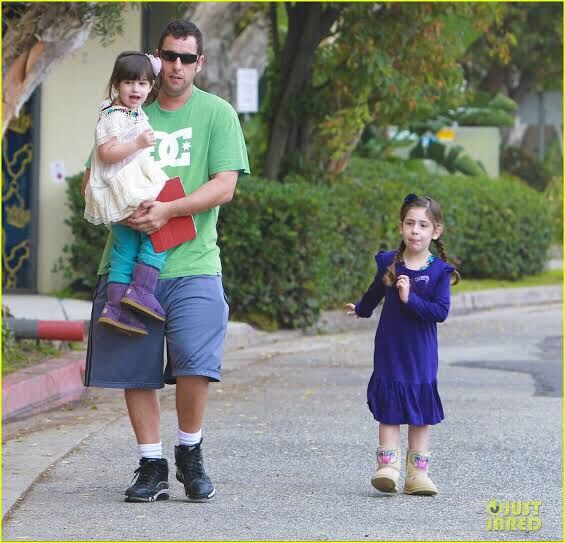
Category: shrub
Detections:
[
  {"x1": 55, "y1": 160, "x2": 552, "y2": 329},
  {"x1": 344, "y1": 157, "x2": 552, "y2": 280},
  {"x1": 218, "y1": 178, "x2": 337, "y2": 329},
  {"x1": 544, "y1": 176, "x2": 563, "y2": 244},
  {"x1": 500, "y1": 146, "x2": 553, "y2": 191},
  {"x1": 52, "y1": 172, "x2": 108, "y2": 292}
]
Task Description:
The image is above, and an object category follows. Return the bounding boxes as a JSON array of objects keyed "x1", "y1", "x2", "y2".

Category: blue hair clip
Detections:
[{"x1": 404, "y1": 193, "x2": 418, "y2": 205}]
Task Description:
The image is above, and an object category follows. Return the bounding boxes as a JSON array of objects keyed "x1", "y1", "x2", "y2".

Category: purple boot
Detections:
[
  {"x1": 120, "y1": 262, "x2": 166, "y2": 322},
  {"x1": 98, "y1": 283, "x2": 148, "y2": 335}
]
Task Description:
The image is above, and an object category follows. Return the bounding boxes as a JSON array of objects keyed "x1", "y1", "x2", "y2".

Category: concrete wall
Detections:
[
  {"x1": 448, "y1": 126, "x2": 501, "y2": 178},
  {"x1": 37, "y1": 8, "x2": 142, "y2": 293}
]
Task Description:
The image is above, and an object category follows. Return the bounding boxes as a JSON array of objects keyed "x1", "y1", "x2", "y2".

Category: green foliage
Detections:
[
  {"x1": 544, "y1": 175, "x2": 564, "y2": 244},
  {"x1": 55, "y1": 166, "x2": 552, "y2": 329},
  {"x1": 52, "y1": 172, "x2": 108, "y2": 292},
  {"x1": 2, "y1": 321, "x2": 15, "y2": 359},
  {"x1": 462, "y1": 2, "x2": 563, "y2": 94},
  {"x1": 218, "y1": 178, "x2": 335, "y2": 329},
  {"x1": 454, "y1": 108, "x2": 515, "y2": 127},
  {"x1": 260, "y1": 2, "x2": 496, "y2": 178},
  {"x1": 500, "y1": 146, "x2": 554, "y2": 191},
  {"x1": 82, "y1": 3, "x2": 127, "y2": 46},
  {"x1": 344, "y1": 158, "x2": 552, "y2": 280},
  {"x1": 217, "y1": 158, "x2": 551, "y2": 328},
  {"x1": 409, "y1": 140, "x2": 486, "y2": 177}
]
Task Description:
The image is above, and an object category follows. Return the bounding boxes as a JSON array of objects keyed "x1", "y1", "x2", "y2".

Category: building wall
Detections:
[
  {"x1": 450, "y1": 127, "x2": 501, "y2": 178},
  {"x1": 37, "y1": 9, "x2": 142, "y2": 293}
]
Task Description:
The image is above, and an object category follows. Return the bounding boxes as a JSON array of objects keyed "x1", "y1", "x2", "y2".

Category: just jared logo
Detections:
[{"x1": 486, "y1": 499, "x2": 542, "y2": 532}]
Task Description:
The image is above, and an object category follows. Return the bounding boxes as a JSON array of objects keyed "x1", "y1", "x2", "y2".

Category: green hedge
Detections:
[
  {"x1": 56, "y1": 159, "x2": 552, "y2": 329},
  {"x1": 344, "y1": 158, "x2": 552, "y2": 280},
  {"x1": 53, "y1": 172, "x2": 108, "y2": 292}
]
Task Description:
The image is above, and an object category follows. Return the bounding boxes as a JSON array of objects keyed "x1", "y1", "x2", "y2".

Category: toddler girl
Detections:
[{"x1": 84, "y1": 51, "x2": 169, "y2": 336}]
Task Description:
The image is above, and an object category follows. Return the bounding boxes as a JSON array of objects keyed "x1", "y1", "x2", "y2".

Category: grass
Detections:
[
  {"x1": 453, "y1": 269, "x2": 562, "y2": 293},
  {"x1": 2, "y1": 339, "x2": 61, "y2": 376}
]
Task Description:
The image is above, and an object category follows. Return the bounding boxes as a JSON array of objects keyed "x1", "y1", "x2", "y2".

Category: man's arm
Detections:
[{"x1": 127, "y1": 170, "x2": 238, "y2": 234}]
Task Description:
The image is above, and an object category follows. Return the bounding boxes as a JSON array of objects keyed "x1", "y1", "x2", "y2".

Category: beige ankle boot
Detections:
[
  {"x1": 403, "y1": 450, "x2": 438, "y2": 496},
  {"x1": 371, "y1": 446, "x2": 401, "y2": 493}
]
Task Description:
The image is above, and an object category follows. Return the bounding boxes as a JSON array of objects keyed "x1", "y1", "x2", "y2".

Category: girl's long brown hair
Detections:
[{"x1": 382, "y1": 195, "x2": 461, "y2": 286}]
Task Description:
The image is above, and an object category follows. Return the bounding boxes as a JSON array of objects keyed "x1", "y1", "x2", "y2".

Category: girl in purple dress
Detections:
[{"x1": 346, "y1": 194, "x2": 460, "y2": 496}]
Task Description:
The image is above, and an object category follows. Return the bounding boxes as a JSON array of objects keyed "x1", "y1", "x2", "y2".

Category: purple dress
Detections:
[{"x1": 355, "y1": 250, "x2": 454, "y2": 425}]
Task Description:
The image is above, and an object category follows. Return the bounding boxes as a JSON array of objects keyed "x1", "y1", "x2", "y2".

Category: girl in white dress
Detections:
[{"x1": 84, "y1": 51, "x2": 168, "y2": 336}]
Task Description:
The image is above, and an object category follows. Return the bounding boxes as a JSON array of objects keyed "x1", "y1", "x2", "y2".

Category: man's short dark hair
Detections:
[{"x1": 158, "y1": 20, "x2": 203, "y2": 56}]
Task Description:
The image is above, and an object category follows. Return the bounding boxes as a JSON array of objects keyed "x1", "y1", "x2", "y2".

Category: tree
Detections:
[
  {"x1": 461, "y1": 2, "x2": 563, "y2": 102},
  {"x1": 262, "y1": 2, "x2": 341, "y2": 180},
  {"x1": 2, "y1": 2, "x2": 125, "y2": 136},
  {"x1": 261, "y1": 2, "x2": 497, "y2": 180},
  {"x1": 183, "y1": 2, "x2": 269, "y2": 104}
]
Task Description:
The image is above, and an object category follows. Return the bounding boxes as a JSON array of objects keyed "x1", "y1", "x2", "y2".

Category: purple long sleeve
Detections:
[
  {"x1": 355, "y1": 273, "x2": 386, "y2": 318},
  {"x1": 403, "y1": 268, "x2": 451, "y2": 322}
]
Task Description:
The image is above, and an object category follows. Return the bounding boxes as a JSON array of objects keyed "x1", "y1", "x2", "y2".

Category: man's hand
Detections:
[
  {"x1": 127, "y1": 200, "x2": 172, "y2": 234},
  {"x1": 396, "y1": 275, "x2": 410, "y2": 303}
]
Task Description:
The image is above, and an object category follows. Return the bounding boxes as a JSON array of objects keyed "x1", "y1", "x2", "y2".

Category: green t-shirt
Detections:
[{"x1": 95, "y1": 87, "x2": 250, "y2": 278}]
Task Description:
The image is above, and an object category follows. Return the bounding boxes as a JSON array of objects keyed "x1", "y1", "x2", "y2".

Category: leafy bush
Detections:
[
  {"x1": 52, "y1": 172, "x2": 108, "y2": 292},
  {"x1": 501, "y1": 146, "x2": 554, "y2": 191},
  {"x1": 344, "y1": 157, "x2": 552, "y2": 280},
  {"x1": 56, "y1": 160, "x2": 552, "y2": 329},
  {"x1": 2, "y1": 321, "x2": 15, "y2": 359},
  {"x1": 218, "y1": 178, "x2": 337, "y2": 329},
  {"x1": 544, "y1": 176, "x2": 563, "y2": 244}
]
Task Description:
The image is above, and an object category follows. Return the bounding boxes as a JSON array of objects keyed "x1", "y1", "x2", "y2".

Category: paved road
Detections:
[{"x1": 2, "y1": 303, "x2": 562, "y2": 541}]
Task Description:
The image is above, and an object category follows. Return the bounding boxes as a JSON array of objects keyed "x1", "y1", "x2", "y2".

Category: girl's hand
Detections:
[
  {"x1": 345, "y1": 303, "x2": 359, "y2": 318},
  {"x1": 127, "y1": 200, "x2": 171, "y2": 234},
  {"x1": 136, "y1": 129, "x2": 156, "y2": 149},
  {"x1": 396, "y1": 275, "x2": 410, "y2": 303}
]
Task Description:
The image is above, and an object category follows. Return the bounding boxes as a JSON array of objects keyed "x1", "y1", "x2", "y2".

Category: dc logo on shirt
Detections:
[{"x1": 150, "y1": 128, "x2": 192, "y2": 168}]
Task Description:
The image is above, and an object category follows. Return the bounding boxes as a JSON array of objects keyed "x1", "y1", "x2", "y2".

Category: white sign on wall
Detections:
[
  {"x1": 236, "y1": 68, "x2": 259, "y2": 113},
  {"x1": 50, "y1": 160, "x2": 67, "y2": 184}
]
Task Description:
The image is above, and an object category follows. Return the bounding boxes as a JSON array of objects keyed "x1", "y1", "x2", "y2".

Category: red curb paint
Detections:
[{"x1": 2, "y1": 352, "x2": 86, "y2": 422}]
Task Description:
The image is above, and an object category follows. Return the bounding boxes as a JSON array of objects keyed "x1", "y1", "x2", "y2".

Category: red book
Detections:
[{"x1": 150, "y1": 177, "x2": 197, "y2": 253}]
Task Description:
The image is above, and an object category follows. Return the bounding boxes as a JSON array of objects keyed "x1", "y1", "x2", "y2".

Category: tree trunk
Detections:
[
  {"x1": 2, "y1": 4, "x2": 94, "y2": 137},
  {"x1": 184, "y1": 3, "x2": 269, "y2": 104},
  {"x1": 262, "y1": 3, "x2": 340, "y2": 180},
  {"x1": 478, "y1": 63, "x2": 508, "y2": 96}
]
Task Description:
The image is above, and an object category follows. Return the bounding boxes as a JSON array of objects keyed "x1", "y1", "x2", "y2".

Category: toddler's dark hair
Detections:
[
  {"x1": 107, "y1": 51, "x2": 159, "y2": 106},
  {"x1": 382, "y1": 195, "x2": 461, "y2": 287}
]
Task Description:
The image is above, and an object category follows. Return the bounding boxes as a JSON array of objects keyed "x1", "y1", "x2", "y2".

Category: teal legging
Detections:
[{"x1": 109, "y1": 224, "x2": 167, "y2": 284}]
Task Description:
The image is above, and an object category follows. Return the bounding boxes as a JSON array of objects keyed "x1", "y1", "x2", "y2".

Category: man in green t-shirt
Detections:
[{"x1": 83, "y1": 20, "x2": 250, "y2": 503}]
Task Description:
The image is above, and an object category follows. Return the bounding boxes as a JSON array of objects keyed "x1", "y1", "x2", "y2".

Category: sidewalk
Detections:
[{"x1": 2, "y1": 284, "x2": 562, "y2": 422}]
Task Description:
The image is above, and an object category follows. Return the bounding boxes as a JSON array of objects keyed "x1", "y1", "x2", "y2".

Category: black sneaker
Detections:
[
  {"x1": 175, "y1": 440, "x2": 216, "y2": 502},
  {"x1": 125, "y1": 457, "x2": 170, "y2": 502}
]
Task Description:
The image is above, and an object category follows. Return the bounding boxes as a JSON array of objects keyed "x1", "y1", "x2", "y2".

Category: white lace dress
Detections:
[{"x1": 84, "y1": 101, "x2": 168, "y2": 225}]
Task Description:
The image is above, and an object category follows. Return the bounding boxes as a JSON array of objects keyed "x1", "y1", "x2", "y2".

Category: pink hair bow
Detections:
[{"x1": 145, "y1": 54, "x2": 162, "y2": 76}]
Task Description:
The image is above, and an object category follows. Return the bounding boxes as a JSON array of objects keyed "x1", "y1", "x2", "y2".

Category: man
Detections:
[{"x1": 83, "y1": 19, "x2": 250, "y2": 503}]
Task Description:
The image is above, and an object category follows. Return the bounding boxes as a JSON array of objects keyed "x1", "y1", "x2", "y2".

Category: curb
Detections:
[
  {"x1": 450, "y1": 285, "x2": 562, "y2": 316},
  {"x1": 2, "y1": 285, "x2": 561, "y2": 423},
  {"x1": 2, "y1": 351, "x2": 85, "y2": 422}
]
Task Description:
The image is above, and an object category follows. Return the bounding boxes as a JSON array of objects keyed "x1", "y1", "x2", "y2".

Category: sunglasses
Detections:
[{"x1": 160, "y1": 50, "x2": 199, "y2": 64}]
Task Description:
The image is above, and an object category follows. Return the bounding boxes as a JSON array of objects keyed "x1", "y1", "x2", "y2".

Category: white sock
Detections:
[
  {"x1": 138, "y1": 442, "x2": 162, "y2": 459},
  {"x1": 178, "y1": 428, "x2": 202, "y2": 447}
]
